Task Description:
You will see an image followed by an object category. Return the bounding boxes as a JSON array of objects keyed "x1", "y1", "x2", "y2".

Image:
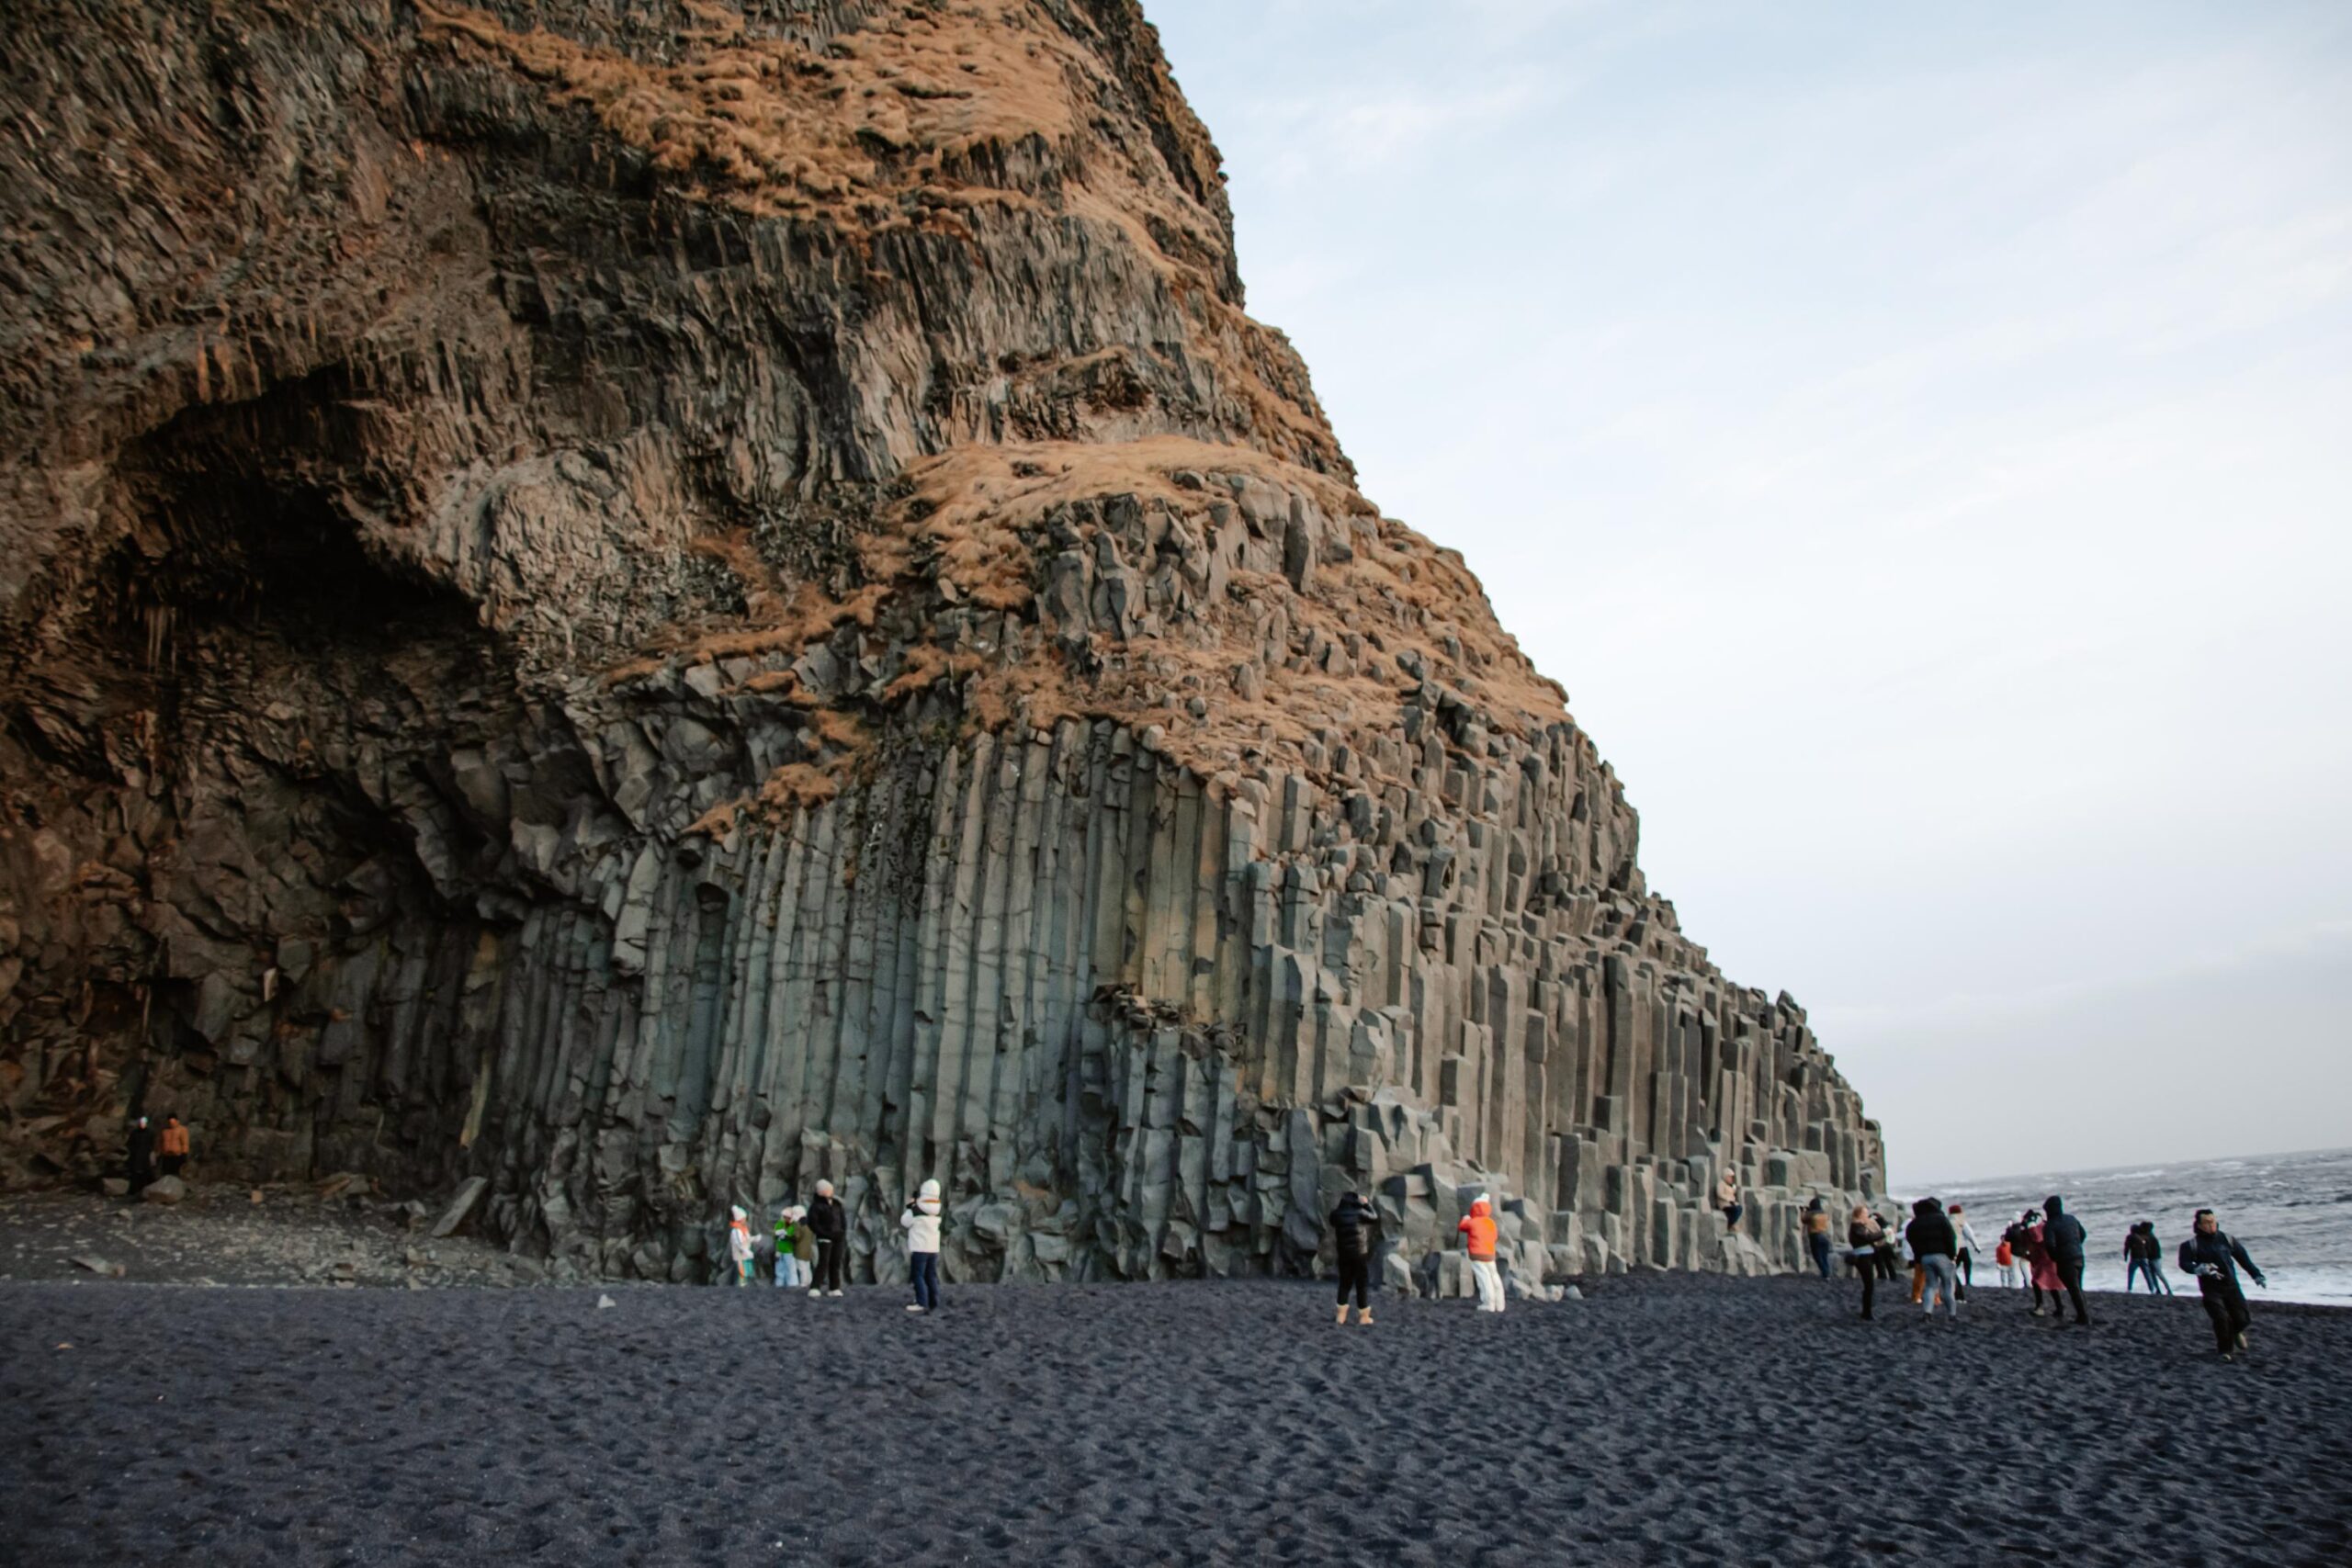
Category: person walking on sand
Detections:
[
  {"x1": 1849, "y1": 1205, "x2": 1891, "y2": 1320},
  {"x1": 125, "y1": 1115, "x2": 155, "y2": 1197},
  {"x1": 1458, "y1": 1195, "x2": 1505, "y2": 1314},
  {"x1": 2178, "y1": 1208, "x2": 2267, "y2": 1361},
  {"x1": 1950, "y1": 1204, "x2": 1980, "y2": 1302},
  {"x1": 2016, "y1": 1209, "x2": 2061, "y2": 1315},
  {"x1": 806, "y1": 1180, "x2": 848, "y2": 1297},
  {"x1": 2125, "y1": 1222, "x2": 2172, "y2": 1295},
  {"x1": 901, "y1": 1179, "x2": 944, "y2": 1314},
  {"x1": 158, "y1": 1115, "x2": 190, "y2": 1179},
  {"x1": 1716, "y1": 1165, "x2": 1743, "y2": 1233},
  {"x1": 1329, "y1": 1189, "x2": 1380, "y2": 1325},
  {"x1": 2041, "y1": 1195, "x2": 2091, "y2": 1325},
  {"x1": 727, "y1": 1205, "x2": 756, "y2": 1286},
  {"x1": 774, "y1": 1205, "x2": 809, "y2": 1290},
  {"x1": 1804, "y1": 1198, "x2": 1836, "y2": 1280},
  {"x1": 1905, "y1": 1197, "x2": 1960, "y2": 1319},
  {"x1": 1995, "y1": 1230, "x2": 2019, "y2": 1291}
]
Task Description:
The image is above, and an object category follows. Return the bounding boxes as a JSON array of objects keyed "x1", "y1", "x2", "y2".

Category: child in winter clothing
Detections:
[
  {"x1": 727, "y1": 1205, "x2": 756, "y2": 1286},
  {"x1": 774, "y1": 1206, "x2": 809, "y2": 1289},
  {"x1": 901, "y1": 1179, "x2": 944, "y2": 1313}
]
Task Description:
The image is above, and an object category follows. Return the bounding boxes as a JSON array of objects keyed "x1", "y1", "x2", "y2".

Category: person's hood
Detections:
[
  {"x1": 918, "y1": 1179, "x2": 941, "y2": 1201},
  {"x1": 1911, "y1": 1198, "x2": 1935, "y2": 1216},
  {"x1": 815, "y1": 1181, "x2": 834, "y2": 1197},
  {"x1": 1806, "y1": 1198, "x2": 1824, "y2": 1212},
  {"x1": 729, "y1": 1205, "x2": 747, "y2": 1223},
  {"x1": 2044, "y1": 1196, "x2": 2065, "y2": 1219},
  {"x1": 1469, "y1": 1197, "x2": 1491, "y2": 1217}
]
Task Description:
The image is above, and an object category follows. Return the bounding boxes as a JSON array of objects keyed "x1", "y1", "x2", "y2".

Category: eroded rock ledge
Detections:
[{"x1": 0, "y1": 0, "x2": 1882, "y2": 1287}]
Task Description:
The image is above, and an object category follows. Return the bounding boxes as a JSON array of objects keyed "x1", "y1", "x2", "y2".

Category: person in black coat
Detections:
[
  {"x1": 2178, "y1": 1208, "x2": 2267, "y2": 1360},
  {"x1": 804, "y1": 1180, "x2": 848, "y2": 1296},
  {"x1": 1329, "y1": 1190, "x2": 1380, "y2": 1325},
  {"x1": 2041, "y1": 1194, "x2": 2091, "y2": 1325},
  {"x1": 1904, "y1": 1198, "x2": 1961, "y2": 1317},
  {"x1": 124, "y1": 1116, "x2": 155, "y2": 1196}
]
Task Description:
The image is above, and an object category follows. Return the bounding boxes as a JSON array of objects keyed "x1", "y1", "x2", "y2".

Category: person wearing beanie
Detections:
[
  {"x1": 1457, "y1": 1195, "x2": 1504, "y2": 1314},
  {"x1": 806, "y1": 1179, "x2": 848, "y2": 1296},
  {"x1": 1328, "y1": 1190, "x2": 1380, "y2": 1325},
  {"x1": 901, "y1": 1179, "x2": 944, "y2": 1314},
  {"x1": 727, "y1": 1205, "x2": 756, "y2": 1286}
]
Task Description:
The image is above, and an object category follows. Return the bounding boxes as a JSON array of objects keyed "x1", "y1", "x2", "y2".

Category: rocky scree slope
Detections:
[{"x1": 0, "y1": 0, "x2": 1882, "y2": 1289}]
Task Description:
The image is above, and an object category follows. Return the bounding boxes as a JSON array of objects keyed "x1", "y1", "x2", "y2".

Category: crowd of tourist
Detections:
[{"x1": 1820, "y1": 1190, "x2": 2270, "y2": 1359}]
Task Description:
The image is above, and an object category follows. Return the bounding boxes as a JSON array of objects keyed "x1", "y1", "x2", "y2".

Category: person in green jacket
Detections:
[{"x1": 773, "y1": 1204, "x2": 811, "y2": 1290}]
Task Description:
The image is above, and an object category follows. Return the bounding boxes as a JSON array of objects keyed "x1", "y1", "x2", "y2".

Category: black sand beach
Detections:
[{"x1": 5, "y1": 1271, "x2": 2347, "y2": 1567}]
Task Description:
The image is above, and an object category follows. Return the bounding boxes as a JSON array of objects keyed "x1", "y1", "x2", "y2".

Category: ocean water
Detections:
[{"x1": 1915, "y1": 1145, "x2": 2352, "y2": 1307}]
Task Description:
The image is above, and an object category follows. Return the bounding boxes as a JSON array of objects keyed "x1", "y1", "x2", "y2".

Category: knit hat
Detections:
[
  {"x1": 729, "y1": 1205, "x2": 747, "y2": 1222},
  {"x1": 816, "y1": 1179, "x2": 834, "y2": 1197},
  {"x1": 918, "y1": 1179, "x2": 941, "y2": 1201}
]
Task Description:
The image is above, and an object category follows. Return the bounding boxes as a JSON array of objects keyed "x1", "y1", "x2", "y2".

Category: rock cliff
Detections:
[{"x1": 0, "y1": 0, "x2": 1883, "y2": 1287}]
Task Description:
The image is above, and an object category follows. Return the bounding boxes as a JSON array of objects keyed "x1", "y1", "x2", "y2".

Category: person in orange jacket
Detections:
[{"x1": 1457, "y1": 1195, "x2": 1505, "y2": 1314}]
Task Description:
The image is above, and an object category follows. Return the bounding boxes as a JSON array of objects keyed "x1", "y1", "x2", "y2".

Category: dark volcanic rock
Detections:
[{"x1": 0, "y1": 0, "x2": 1882, "y2": 1285}]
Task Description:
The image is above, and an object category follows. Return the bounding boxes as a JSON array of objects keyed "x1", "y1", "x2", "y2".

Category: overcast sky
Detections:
[{"x1": 1150, "y1": 1, "x2": 2352, "y2": 1186}]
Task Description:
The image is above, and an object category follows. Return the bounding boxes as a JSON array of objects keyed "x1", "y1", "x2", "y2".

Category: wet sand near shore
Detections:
[{"x1": 4, "y1": 1271, "x2": 2347, "y2": 1567}]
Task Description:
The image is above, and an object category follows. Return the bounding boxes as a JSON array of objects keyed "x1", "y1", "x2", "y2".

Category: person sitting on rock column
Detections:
[
  {"x1": 727, "y1": 1205, "x2": 756, "y2": 1286},
  {"x1": 902, "y1": 1179, "x2": 944, "y2": 1314},
  {"x1": 1329, "y1": 1189, "x2": 1379, "y2": 1325},
  {"x1": 1457, "y1": 1196, "x2": 1504, "y2": 1314},
  {"x1": 124, "y1": 1115, "x2": 155, "y2": 1197},
  {"x1": 806, "y1": 1180, "x2": 848, "y2": 1297},
  {"x1": 1716, "y1": 1166, "x2": 1743, "y2": 1232},
  {"x1": 1804, "y1": 1198, "x2": 1835, "y2": 1280},
  {"x1": 158, "y1": 1115, "x2": 190, "y2": 1179},
  {"x1": 2179, "y1": 1208, "x2": 2266, "y2": 1361}
]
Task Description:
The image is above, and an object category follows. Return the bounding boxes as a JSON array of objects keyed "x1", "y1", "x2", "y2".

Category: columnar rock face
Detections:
[{"x1": 0, "y1": 0, "x2": 1883, "y2": 1285}]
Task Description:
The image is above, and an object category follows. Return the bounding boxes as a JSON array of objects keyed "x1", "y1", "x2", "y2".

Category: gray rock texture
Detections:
[{"x1": 0, "y1": 0, "x2": 1882, "y2": 1286}]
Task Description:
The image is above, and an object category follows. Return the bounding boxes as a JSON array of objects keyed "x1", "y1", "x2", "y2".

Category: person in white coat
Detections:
[
  {"x1": 726, "y1": 1204, "x2": 756, "y2": 1286},
  {"x1": 902, "y1": 1179, "x2": 944, "y2": 1314}
]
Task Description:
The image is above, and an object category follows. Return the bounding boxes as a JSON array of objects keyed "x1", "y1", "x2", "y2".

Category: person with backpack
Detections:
[
  {"x1": 773, "y1": 1205, "x2": 809, "y2": 1290},
  {"x1": 1804, "y1": 1197, "x2": 1836, "y2": 1280},
  {"x1": 1904, "y1": 1197, "x2": 1960, "y2": 1318},
  {"x1": 1457, "y1": 1195, "x2": 1504, "y2": 1314},
  {"x1": 1329, "y1": 1189, "x2": 1380, "y2": 1325},
  {"x1": 2041, "y1": 1194, "x2": 2091, "y2": 1325},
  {"x1": 806, "y1": 1179, "x2": 848, "y2": 1296},
  {"x1": 2124, "y1": 1222, "x2": 2172, "y2": 1294},
  {"x1": 727, "y1": 1205, "x2": 757, "y2": 1286},
  {"x1": 901, "y1": 1179, "x2": 944, "y2": 1314},
  {"x1": 1849, "y1": 1205, "x2": 1892, "y2": 1320},
  {"x1": 2178, "y1": 1208, "x2": 2267, "y2": 1360}
]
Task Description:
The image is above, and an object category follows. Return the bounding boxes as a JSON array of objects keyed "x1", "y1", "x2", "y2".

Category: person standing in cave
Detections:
[
  {"x1": 124, "y1": 1116, "x2": 155, "y2": 1197},
  {"x1": 1329, "y1": 1189, "x2": 1380, "y2": 1325},
  {"x1": 158, "y1": 1114, "x2": 190, "y2": 1179},
  {"x1": 806, "y1": 1179, "x2": 848, "y2": 1297}
]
